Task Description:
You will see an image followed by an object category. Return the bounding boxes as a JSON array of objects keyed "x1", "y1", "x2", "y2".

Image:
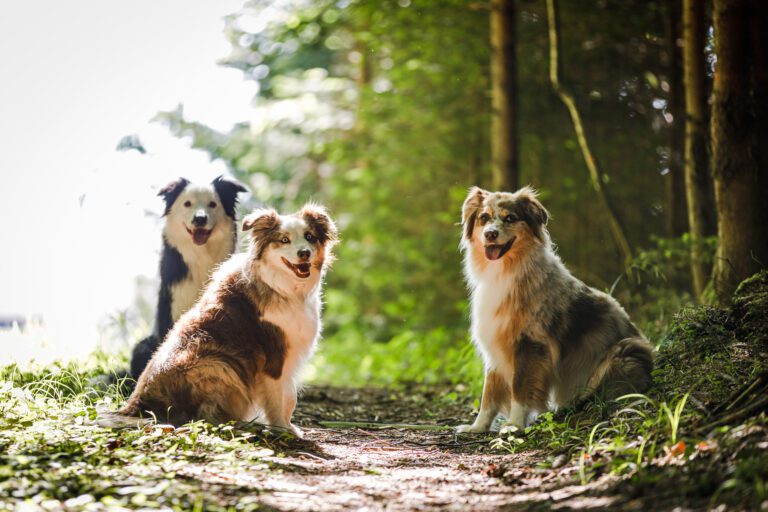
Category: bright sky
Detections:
[{"x1": 0, "y1": 0, "x2": 256, "y2": 362}]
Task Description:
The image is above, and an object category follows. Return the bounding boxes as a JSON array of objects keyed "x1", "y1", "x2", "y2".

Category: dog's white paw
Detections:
[
  {"x1": 456, "y1": 423, "x2": 489, "y2": 434},
  {"x1": 288, "y1": 424, "x2": 304, "y2": 439}
]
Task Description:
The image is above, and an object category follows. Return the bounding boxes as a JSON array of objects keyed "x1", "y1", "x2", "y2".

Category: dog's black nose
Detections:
[
  {"x1": 297, "y1": 249, "x2": 311, "y2": 261},
  {"x1": 192, "y1": 214, "x2": 208, "y2": 227},
  {"x1": 484, "y1": 229, "x2": 499, "y2": 242}
]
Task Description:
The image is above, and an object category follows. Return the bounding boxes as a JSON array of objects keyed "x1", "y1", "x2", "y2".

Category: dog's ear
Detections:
[
  {"x1": 157, "y1": 177, "x2": 190, "y2": 216},
  {"x1": 462, "y1": 186, "x2": 488, "y2": 240},
  {"x1": 211, "y1": 175, "x2": 248, "y2": 219},
  {"x1": 242, "y1": 208, "x2": 279, "y2": 235},
  {"x1": 516, "y1": 186, "x2": 549, "y2": 238},
  {"x1": 301, "y1": 204, "x2": 338, "y2": 244}
]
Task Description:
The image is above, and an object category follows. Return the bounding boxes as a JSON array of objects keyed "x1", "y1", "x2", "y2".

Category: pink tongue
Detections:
[
  {"x1": 485, "y1": 245, "x2": 503, "y2": 261},
  {"x1": 193, "y1": 229, "x2": 210, "y2": 245}
]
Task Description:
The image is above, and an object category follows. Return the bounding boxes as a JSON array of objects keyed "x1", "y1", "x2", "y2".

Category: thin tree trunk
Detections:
[
  {"x1": 710, "y1": 0, "x2": 768, "y2": 303},
  {"x1": 490, "y1": 0, "x2": 519, "y2": 191},
  {"x1": 666, "y1": 0, "x2": 688, "y2": 239},
  {"x1": 545, "y1": 0, "x2": 633, "y2": 267},
  {"x1": 683, "y1": 0, "x2": 717, "y2": 299}
]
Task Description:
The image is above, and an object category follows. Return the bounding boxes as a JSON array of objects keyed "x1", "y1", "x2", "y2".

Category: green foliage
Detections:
[
  {"x1": 310, "y1": 327, "x2": 484, "y2": 396},
  {"x1": 490, "y1": 393, "x2": 694, "y2": 484},
  {"x1": 154, "y1": 0, "x2": 704, "y2": 387},
  {"x1": 0, "y1": 359, "x2": 283, "y2": 511},
  {"x1": 613, "y1": 234, "x2": 717, "y2": 342},
  {"x1": 487, "y1": 272, "x2": 768, "y2": 508}
]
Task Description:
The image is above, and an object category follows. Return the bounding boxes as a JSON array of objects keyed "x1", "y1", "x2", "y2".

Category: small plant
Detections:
[{"x1": 617, "y1": 392, "x2": 689, "y2": 445}]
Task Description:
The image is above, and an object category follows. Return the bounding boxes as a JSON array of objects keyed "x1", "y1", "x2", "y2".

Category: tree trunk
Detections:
[
  {"x1": 545, "y1": 0, "x2": 633, "y2": 268},
  {"x1": 490, "y1": 0, "x2": 519, "y2": 191},
  {"x1": 666, "y1": 0, "x2": 688, "y2": 239},
  {"x1": 683, "y1": 0, "x2": 717, "y2": 299},
  {"x1": 710, "y1": 0, "x2": 768, "y2": 303}
]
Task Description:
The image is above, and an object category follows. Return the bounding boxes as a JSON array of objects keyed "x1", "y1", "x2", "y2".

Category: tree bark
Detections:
[
  {"x1": 710, "y1": 0, "x2": 768, "y2": 303},
  {"x1": 545, "y1": 0, "x2": 633, "y2": 267},
  {"x1": 490, "y1": 0, "x2": 519, "y2": 191},
  {"x1": 666, "y1": 0, "x2": 688, "y2": 239},
  {"x1": 683, "y1": 0, "x2": 717, "y2": 299}
]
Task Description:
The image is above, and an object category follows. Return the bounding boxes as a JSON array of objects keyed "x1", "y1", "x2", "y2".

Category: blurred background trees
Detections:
[{"x1": 150, "y1": 0, "x2": 766, "y2": 386}]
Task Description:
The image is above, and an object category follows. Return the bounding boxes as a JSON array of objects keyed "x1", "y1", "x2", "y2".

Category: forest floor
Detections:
[
  {"x1": 256, "y1": 386, "x2": 633, "y2": 511},
  {"x1": 1, "y1": 272, "x2": 767, "y2": 511}
]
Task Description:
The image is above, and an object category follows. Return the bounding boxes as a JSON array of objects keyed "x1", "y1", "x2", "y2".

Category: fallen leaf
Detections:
[{"x1": 668, "y1": 441, "x2": 686, "y2": 457}]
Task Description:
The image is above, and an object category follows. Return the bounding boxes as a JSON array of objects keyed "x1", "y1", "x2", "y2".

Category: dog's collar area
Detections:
[
  {"x1": 281, "y1": 257, "x2": 311, "y2": 279},
  {"x1": 484, "y1": 237, "x2": 516, "y2": 261}
]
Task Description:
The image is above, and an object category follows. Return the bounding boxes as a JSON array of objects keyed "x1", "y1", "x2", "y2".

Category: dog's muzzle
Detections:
[
  {"x1": 281, "y1": 257, "x2": 311, "y2": 279},
  {"x1": 484, "y1": 237, "x2": 516, "y2": 261}
]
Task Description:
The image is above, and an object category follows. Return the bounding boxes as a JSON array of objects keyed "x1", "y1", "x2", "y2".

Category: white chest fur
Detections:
[
  {"x1": 170, "y1": 247, "x2": 225, "y2": 321},
  {"x1": 261, "y1": 292, "x2": 321, "y2": 380},
  {"x1": 471, "y1": 283, "x2": 512, "y2": 368},
  {"x1": 167, "y1": 228, "x2": 233, "y2": 322}
]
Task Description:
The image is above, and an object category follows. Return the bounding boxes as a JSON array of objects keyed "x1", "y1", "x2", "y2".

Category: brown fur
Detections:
[
  {"x1": 512, "y1": 336, "x2": 553, "y2": 412},
  {"x1": 104, "y1": 206, "x2": 338, "y2": 430},
  {"x1": 479, "y1": 370, "x2": 512, "y2": 416},
  {"x1": 120, "y1": 270, "x2": 287, "y2": 425},
  {"x1": 458, "y1": 186, "x2": 653, "y2": 433}
]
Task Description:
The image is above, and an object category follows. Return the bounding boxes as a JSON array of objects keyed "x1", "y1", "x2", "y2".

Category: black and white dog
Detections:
[{"x1": 129, "y1": 176, "x2": 247, "y2": 380}]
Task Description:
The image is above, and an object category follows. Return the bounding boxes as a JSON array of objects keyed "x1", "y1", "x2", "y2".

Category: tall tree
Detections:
[
  {"x1": 710, "y1": 0, "x2": 768, "y2": 303},
  {"x1": 545, "y1": 0, "x2": 633, "y2": 268},
  {"x1": 665, "y1": 0, "x2": 688, "y2": 238},
  {"x1": 490, "y1": 0, "x2": 519, "y2": 191},
  {"x1": 683, "y1": 0, "x2": 717, "y2": 298}
]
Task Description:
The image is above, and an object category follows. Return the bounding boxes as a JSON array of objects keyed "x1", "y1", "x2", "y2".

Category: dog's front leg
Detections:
[
  {"x1": 261, "y1": 378, "x2": 303, "y2": 438},
  {"x1": 456, "y1": 369, "x2": 510, "y2": 433},
  {"x1": 499, "y1": 400, "x2": 528, "y2": 433},
  {"x1": 281, "y1": 379, "x2": 303, "y2": 438}
]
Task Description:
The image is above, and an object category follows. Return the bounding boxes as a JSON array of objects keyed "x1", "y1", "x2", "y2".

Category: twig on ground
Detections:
[
  {"x1": 296, "y1": 451, "x2": 332, "y2": 462},
  {"x1": 396, "y1": 439, "x2": 492, "y2": 448},
  {"x1": 697, "y1": 393, "x2": 768, "y2": 433},
  {"x1": 712, "y1": 372, "x2": 768, "y2": 416},
  {"x1": 317, "y1": 421, "x2": 456, "y2": 431}
]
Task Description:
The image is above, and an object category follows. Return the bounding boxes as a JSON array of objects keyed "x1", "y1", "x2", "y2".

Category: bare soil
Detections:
[{"x1": 203, "y1": 385, "x2": 679, "y2": 512}]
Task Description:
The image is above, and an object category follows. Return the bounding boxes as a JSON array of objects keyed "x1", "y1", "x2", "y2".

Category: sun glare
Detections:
[{"x1": 0, "y1": 0, "x2": 251, "y2": 365}]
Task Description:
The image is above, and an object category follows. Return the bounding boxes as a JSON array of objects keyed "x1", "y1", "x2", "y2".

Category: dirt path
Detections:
[{"x1": 204, "y1": 386, "x2": 633, "y2": 512}]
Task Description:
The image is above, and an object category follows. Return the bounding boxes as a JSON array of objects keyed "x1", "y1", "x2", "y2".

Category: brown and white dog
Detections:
[
  {"x1": 101, "y1": 205, "x2": 338, "y2": 436},
  {"x1": 457, "y1": 186, "x2": 653, "y2": 433}
]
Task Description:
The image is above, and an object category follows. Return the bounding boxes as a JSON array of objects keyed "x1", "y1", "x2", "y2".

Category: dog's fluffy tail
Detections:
[{"x1": 599, "y1": 337, "x2": 654, "y2": 400}]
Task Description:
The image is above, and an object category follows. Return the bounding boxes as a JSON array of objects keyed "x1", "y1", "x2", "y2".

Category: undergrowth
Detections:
[
  {"x1": 0, "y1": 271, "x2": 765, "y2": 510},
  {"x1": 491, "y1": 270, "x2": 768, "y2": 509},
  {"x1": 0, "y1": 360, "x2": 290, "y2": 511},
  {"x1": 310, "y1": 327, "x2": 484, "y2": 396}
]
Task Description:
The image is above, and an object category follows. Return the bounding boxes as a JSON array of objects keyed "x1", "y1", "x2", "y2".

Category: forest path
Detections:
[{"x1": 227, "y1": 386, "x2": 628, "y2": 512}]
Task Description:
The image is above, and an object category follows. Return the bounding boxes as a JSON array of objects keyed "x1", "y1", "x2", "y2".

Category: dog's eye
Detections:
[
  {"x1": 479, "y1": 213, "x2": 491, "y2": 223},
  {"x1": 504, "y1": 215, "x2": 517, "y2": 223},
  {"x1": 304, "y1": 232, "x2": 316, "y2": 243},
  {"x1": 209, "y1": 201, "x2": 217, "y2": 208},
  {"x1": 184, "y1": 201, "x2": 192, "y2": 207},
  {"x1": 281, "y1": 237, "x2": 290, "y2": 244}
]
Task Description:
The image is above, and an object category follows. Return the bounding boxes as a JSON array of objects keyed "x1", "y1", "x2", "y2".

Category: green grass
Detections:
[
  {"x1": 2, "y1": 271, "x2": 766, "y2": 510},
  {"x1": 0, "y1": 359, "x2": 285, "y2": 511},
  {"x1": 488, "y1": 272, "x2": 768, "y2": 507}
]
